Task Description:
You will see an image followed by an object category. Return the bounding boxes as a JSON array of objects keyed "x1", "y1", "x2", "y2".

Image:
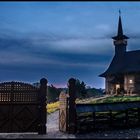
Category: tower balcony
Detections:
[{"x1": 113, "y1": 39, "x2": 127, "y2": 46}]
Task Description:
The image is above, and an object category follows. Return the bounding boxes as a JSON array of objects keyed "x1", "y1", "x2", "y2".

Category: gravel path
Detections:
[{"x1": 0, "y1": 111, "x2": 140, "y2": 139}]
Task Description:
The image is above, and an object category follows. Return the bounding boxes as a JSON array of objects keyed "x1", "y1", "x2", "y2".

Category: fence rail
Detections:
[
  {"x1": 59, "y1": 78, "x2": 140, "y2": 134},
  {"x1": 76, "y1": 101, "x2": 140, "y2": 113}
]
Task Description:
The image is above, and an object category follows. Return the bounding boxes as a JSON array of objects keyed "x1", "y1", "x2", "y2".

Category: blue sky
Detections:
[{"x1": 0, "y1": 2, "x2": 140, "y2": 88}]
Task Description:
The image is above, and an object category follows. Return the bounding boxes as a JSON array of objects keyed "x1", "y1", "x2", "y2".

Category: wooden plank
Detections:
[
  {"x1": 138, "y1": 108, "x2": 140, "y2": 123},
  {"x1": 59, "y1": 91, "x2": 68, "y2": 132},
  {"x1": 92, "y1": 112, "x2": 96, "y2": 129}
]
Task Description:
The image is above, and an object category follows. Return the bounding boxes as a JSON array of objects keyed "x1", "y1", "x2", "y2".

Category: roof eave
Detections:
[{"x1": 112, "y1": 35, "x2": 129, "y2": 40}]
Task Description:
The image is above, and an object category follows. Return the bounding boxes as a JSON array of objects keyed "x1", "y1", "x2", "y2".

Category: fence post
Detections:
[
  {"x1": 38, "y1": 78, "x2": 47, "y2": 135},
  {"x1": 68, "y1": 78, "x2": 77, "y2": 134},
  {"x1": 109, "y1": 110, "x2": 113, "y2": 127},
  {"x1": 138, "y1": 108, "x2": 140, "y2": 124},
  {"x1": 92, "y1": 112, "x2": 96, "y2": 130},
  {"x1": 125, "y1": 109, "x2": 128, "y2": 127}
]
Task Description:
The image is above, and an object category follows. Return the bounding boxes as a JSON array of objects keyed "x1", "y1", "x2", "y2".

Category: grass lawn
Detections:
[
  {"x1": 87, "y1": 95, "x2": 140, "y2": 104},
  {"x1": 46, "y1": 95, "x2": 140, "y2": 114},
  {"x1": 77, "y1": 96, "x2": 140, "y2": 121}
]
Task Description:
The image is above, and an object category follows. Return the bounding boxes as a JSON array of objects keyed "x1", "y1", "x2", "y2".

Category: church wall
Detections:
[
  {"x1": 124, "y1": 74, "x2": 135, "y2": 94},
  {"x1": 106, "y1": 74, "x2": 140, "y2": 95},
  {"x1": 134, "y1": 74, "x2": 140, "y2": 94},
  {"x1": 105, "y1": 76, "x2": 115, "y2": 94}
]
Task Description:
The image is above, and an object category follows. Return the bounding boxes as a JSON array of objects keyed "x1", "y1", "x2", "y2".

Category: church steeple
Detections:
[
  {"x1": 112, "y1": 10, "x2": 129, "y2": 56},
  {"x1": 117, "y1": 10, "x2": 123, "y2": 37},
  {"x1": 112, "y1": 10, "x2": 129, "y2": 40}
]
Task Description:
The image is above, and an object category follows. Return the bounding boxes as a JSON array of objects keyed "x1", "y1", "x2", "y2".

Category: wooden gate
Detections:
[
  {"x1": 0, "y1": 78, "x2": 47, "y2": 134},
  {"x1": 59, "y1": 78, "x2": 77, "y2": 134},
  {"x1": 59, "y1": 91, "x2": 68, "y2": 132}
]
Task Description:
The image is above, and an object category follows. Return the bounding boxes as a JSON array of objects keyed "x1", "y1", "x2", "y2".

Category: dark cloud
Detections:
[
  {"x1": 129, "y1": 33, "x2": 140, "y2": 39},
  {"x1": 0, "y1": 29, "x2": 122, "y2": 88}
]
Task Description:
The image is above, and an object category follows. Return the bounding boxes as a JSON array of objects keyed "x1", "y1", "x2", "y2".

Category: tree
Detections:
[
  {"x1": 75, "y1": 79, "x2": 87, "y2": 99},
  {"x1": 80, "y1": 81, "x2": 87, "y2": 98},
  {"x1": 47, "y1": 84, "x2": 61, "y2": 103},
  {"x1": 33, "y1": 82, "x2": 63, "y2": 103}
]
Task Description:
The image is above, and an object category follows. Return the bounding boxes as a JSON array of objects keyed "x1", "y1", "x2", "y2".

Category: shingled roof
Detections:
[{"x1": 99, "y1": 50, "x2": 140, "y2": 77}]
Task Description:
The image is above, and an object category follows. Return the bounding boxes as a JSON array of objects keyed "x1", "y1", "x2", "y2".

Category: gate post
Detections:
[
  {"x1": 38, "y1": 78, "x2": 47, "y2": 135},
  {"x1": 68, "y1": 78, "x2": 77, "y2": 134}
]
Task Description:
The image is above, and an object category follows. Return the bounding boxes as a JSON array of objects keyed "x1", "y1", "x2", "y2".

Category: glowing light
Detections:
[
  {"x1": 129, "y1": 79, "x2": 133, "y2": 84},
  {"x1": 116, "y1": 84, "x2": 120, "y2": 89}
]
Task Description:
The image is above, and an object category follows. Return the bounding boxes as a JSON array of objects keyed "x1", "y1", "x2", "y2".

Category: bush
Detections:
[{"x1": 47, "y1": 101, "x2": 59, "y2": 114}]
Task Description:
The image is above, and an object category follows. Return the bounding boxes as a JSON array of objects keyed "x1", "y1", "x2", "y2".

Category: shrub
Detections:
[{"x1": 47, "y1": 101, "x2": 59, "y2": 114}]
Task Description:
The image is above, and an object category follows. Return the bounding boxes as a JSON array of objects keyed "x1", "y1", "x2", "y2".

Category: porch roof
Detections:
[{"x1": 99, "y1": 50, "x2": 140, "y2": 77}]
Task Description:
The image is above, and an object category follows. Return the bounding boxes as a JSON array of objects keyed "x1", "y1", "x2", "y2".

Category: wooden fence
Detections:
[
  {"x1": 59, "y1": 78, "x2": 140, "y2": 134},
  {"x1": 0, "y1": 78, "x2": 47, "y2": 134}
]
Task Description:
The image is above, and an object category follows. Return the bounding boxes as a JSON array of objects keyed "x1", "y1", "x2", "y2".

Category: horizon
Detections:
[{"x1": 0, "y1": 2, "x2": 140, "y2": 89}]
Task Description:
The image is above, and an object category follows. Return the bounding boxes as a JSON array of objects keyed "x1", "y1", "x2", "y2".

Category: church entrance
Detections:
[
  {"x1": 108, "y1": 75, "x2": 124, "y2": 95},
  {"x1": 113, "y1": 75, "x2": 124, "y2": 95},
  {"x1": 115, "y1": 84, "x2": 120, "y2": 94}
]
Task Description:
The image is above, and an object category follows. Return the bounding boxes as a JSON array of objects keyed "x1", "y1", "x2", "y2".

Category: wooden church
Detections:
[{"x1": 99, "y1": 12, "x2": 140, "y2": 95}]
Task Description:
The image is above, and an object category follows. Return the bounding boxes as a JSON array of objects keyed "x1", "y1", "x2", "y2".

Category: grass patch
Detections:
[
  {"x1": 47, "y1": 101, "x2": 59, "y2": 114},
  {"x1": 46, "y1": 96, "x2": 140, "y2": 114},
  {"x1": 89, "y1": 96, "x2": 140, "y2": 104}
]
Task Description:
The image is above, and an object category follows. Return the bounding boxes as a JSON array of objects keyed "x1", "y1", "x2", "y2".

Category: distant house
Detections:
[{"x1": 99, "y1": 12, "x2": 140, "y2": 95}]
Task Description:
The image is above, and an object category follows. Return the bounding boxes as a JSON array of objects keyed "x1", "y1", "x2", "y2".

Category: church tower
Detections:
[{"x1": 112, "y1": 11, "x2": 129, "y2": 56}]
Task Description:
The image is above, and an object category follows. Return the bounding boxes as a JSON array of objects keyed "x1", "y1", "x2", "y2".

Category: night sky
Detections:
[{"x1": 0, "y1": 2, "x2": 140, "y2": 88}]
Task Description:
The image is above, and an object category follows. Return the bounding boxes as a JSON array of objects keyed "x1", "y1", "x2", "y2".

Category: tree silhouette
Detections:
[
  {"x1": 47, "y1": 84, "x2": 61, "y2": 103},
  {"x1": 75, "y1": 79, "x2": 87, "y2": 98}
]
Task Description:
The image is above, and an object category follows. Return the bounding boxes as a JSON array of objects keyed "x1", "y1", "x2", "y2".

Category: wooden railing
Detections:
[{"x1": 61, "y1": 78, "x2": 140, "y2": 134}]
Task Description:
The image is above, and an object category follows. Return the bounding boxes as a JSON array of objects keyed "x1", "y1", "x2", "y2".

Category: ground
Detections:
[{"x1": 0, "y1": 110, "x2": 140, "y2": 139}]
